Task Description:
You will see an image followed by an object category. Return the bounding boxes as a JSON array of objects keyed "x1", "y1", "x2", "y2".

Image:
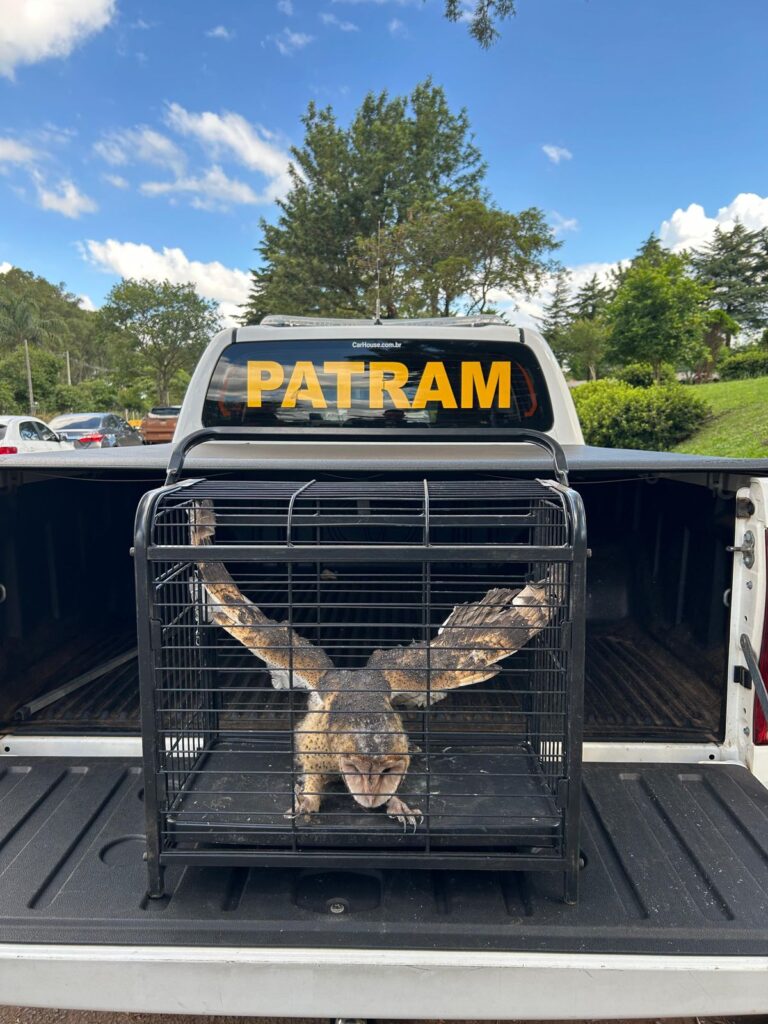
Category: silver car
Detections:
[{"x1": 47, "y1": 412, "x2": 144, "y2": 448}]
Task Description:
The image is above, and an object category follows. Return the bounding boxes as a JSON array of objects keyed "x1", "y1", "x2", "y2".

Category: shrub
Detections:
[
  {"x1": 615, "y1": 361, "x2": 676, "y2": 387},
  {"x1": 718, "y1": 349, "x2": 768, "y2": 381},
  {"x1": 0, "y1": 379, "x2": 16, "y2": 414},
  {"x1": 572, "y1": 379, "x2": 709, "y2": 450},
  {"x1": 54, "y1": 378, "x2": 119, "y2": 413}
]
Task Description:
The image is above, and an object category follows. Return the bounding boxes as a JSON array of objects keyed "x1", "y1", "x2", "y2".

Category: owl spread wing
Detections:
[
  {"x1": 189, "y1": 500, "x2": 333, "y2": 689},
  {"x1": 366, "y1": 582, "x2": 559, "y2": 707}
]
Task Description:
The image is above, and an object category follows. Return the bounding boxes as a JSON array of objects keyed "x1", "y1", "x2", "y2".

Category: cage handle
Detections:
[
  {"x1": 497, "y1": 428, "x2": 568, "y2": 485},
  {"x1": 165, "y1": 426, "x2": 569, "y2": 486},
  {"x1": 166, "y1": 428, "x2": 264, "y2": 484}
]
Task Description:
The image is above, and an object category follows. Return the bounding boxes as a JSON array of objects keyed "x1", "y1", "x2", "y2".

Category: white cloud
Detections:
[
  {"x1": 80, "y1": 238, "x2": 250, "y2": 324},
  {"x1": 165, "y1": 103, "x2": 292, "y2": 200},
  {"x1": 660, "y1": 193, "x2": 768, "y2": 252},
  {"x1": 78, "y1": 293, "x2": 96, "y2": 311},
  {"x1": 542, "y1": 144, "x2": 572, "y2": 165},
  {"x1": 277, "y1": 0, "x2": 293, "y2": 13},
  {"x1": 93, "y1": 127, "x2": 186, "y2": 175},
  {"x1": 551, "y1": 211, "x2": 578, "y2": 236},
  {"x1": 0, "y1": 137, "x2": 38, "y2": 166},
  {"x1": 35, "y1": 176, "x2": 97, "y2": 218},
  {"x1": 206, "y1": 25, "x2": 234, "y2": 41},
  {"x1": 141, "y1": 165, "x2": 264, "y2": 209},
  {"x1": 388, "y1": 17, "x2": 407, "y2": 35},
  {"x1": 103, "y1": 173, "x2": 129, "y2": 189},
  {"x1": 272, "y1": 27, "x2": 313, "y2": 55},
  {"x1": 0, "y1": 0, "x2": 115, "y2": 78},
  {"x1": 0, "y1": 261, "x2": 11, "y2": 274},
  {"x1": 320, "y1": 12, "x2": 359, "y2": 30},
  {"x1": 36, "y1": 122, "x2": 77, "y2": 146}
]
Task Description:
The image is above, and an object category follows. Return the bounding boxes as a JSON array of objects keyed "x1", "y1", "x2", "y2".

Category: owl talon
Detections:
[
  {"x1": 387, "y1": 795, "x2": 423, "y2": 831},
  {"x1": 285, "y1": 787, "x2": 320, "y2": 821}
]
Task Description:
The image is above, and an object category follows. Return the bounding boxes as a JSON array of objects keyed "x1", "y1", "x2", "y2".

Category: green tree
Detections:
[
  {"x1": 558, "y1": 318, "x2": 610, "y2": 381},
  {"x1": 538, "y1": 268, "x2": 573, "y2": 359},
  {"x1": 354, "y1": 198, "x2": 558, "y2": 318},
  {"x1": 691, "y1": 223, "x2": 768, "y2": 343},
  {"x1": 633, "y1": 233, "x2": 668, "y2": 267},
  {"x1": 0, "y1": 267, "x2": 99, "y2": 378},
  {"x1": 571, "y1": 273, "x2": 611, "y2": 321},
  {"x1": 0, "y1": 293, "x2": 61, "y2": 354},
  {"x1": 607, "y1": 245, "x2": 710, "y2": 379},
  {"x1": 0, "y1": 293, "x2": 65, "y2": 412},
  {"x1": 0, "y1": 346, "x2": 63, "y2": 415},
  {"x1": 443, "y1": 0, "x2": 517, "y2": 46},
  {"x1": 100, "y1": 279, "x2": 220, "y2": 405},
  {"x1": 703, "y1": 308, "x2": 740, "y2": 366},
  {"x1": 245, "y1": 80, "x2": 486, "y2": 321}
]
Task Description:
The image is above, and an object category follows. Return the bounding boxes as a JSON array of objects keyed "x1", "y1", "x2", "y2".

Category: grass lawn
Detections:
[{"x1": 673, "y1": 376, "x2": 768, "y2": 458}]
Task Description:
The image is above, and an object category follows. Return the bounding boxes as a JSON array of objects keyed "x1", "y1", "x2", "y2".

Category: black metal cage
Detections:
[{"x1": 136, "y1": 442, "x2": 586, "y2": 901}]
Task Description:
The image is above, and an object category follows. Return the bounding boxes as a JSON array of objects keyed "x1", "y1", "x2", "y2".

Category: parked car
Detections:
[
  {"x1": 139, "y1": 405, "x2": 181, "y2": 444},
  {"x1": 48, "y1": 412, "x2": 144, "y2": 448},
  {"x1": 0, "y1": 415, "x2": 75, "y2": 454}
]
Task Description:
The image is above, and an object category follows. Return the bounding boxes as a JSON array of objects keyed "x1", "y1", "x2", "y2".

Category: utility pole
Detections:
[
  {"x1": 65, "y1": 350, "x2": 72, "y2": 386},
  {"x1": 374, "y1": 219, "x2": 382, "y2": 324},
  {"x1": 23, "y1": 339, "x2": 35, "y2": 415}
]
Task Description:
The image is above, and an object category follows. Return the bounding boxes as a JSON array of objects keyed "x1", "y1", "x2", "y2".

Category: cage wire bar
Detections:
[{"x1": 136, "y1": 471, "x2": 586, "y2": 902}]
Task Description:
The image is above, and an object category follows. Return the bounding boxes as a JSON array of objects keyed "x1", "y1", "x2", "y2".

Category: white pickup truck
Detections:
[{"x1": 1, "y1": 315, "x2": 768, "y2": 1019}]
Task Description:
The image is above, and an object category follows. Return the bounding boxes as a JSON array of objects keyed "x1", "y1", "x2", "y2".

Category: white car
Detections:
[{"x1": 0, "y1": 415, "x2": 75, "y2": 455}]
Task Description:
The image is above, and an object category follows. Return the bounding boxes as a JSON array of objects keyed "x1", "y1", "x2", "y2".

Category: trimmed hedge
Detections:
[
  {"x1": 572, "y1": 379, "x2": 709, "y2": 451},
  {"x1": 719, "y1": 349, "x2": 768, "y2": 380},
  {"x1": 615, "y1": 362, "x2": 676, "y2": 388}
]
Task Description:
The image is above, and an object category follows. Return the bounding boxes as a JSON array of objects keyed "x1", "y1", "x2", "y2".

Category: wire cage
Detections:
[{"x1": 135, "y1": 466, "x2": 586, "y2": 901}]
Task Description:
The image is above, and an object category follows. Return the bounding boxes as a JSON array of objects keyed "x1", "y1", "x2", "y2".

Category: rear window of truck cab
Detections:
[{"x1": 202, "y1": 339, "x2": 554, "y2": 431}]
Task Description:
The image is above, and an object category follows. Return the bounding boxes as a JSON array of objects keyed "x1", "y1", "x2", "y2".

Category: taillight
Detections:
[
  {"x1": 0, "y1": 446, "x2": 18, "y2": 455},
  {"x1": 78, "y1": 434, "x2": 104, "y2": 444},
  {"x1": 754, "y1": 529, "x2": 768, "y2": 744}
]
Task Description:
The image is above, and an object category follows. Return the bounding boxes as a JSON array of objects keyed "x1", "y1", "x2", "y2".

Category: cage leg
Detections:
[
  {"x1": 563, "y1": 862, "x2": 579, "y2": 905},
  {"x1": 145, "y1": 849, "x2": 165, "y2": 899}
]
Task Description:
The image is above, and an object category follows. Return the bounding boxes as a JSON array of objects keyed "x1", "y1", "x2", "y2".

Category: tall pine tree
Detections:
[
  {"x1": 571, "y1": 273, "x2": 611, "y2": 321},
  {"x1": 691, "y1": 223, "x2": 768, "y2": 344},
  {"x1": 538, "y1": 268, "x2": 573, "y2": 359}
]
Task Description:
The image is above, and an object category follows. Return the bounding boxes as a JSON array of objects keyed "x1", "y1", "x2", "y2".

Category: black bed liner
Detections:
[
  {"x1": 15, "y1": 625, "x2": 721, "y2": 742},
  {"x1": 1, "y1": 757, "x2": 767, "y2": 953}
]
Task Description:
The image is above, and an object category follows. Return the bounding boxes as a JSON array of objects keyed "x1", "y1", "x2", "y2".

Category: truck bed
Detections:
[
  {"x1": 2, "y1": 756, "x2": 767, "y2": 955},
  {"x1": 10, "y1": 625, "x2": 722, "y2": 743}
]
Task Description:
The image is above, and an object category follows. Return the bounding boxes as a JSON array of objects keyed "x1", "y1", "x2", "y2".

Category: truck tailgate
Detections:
[{"x1": 1, "y1": 757, "x2": 768, "y2": 954}]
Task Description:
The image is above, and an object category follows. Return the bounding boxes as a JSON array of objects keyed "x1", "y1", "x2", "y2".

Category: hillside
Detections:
[{"x1": 673, "y1": 376, "x2": 768, "y2": 458}]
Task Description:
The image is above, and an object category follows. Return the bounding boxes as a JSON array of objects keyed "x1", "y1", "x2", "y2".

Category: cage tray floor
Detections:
[{"x1": 165, "y1": 734, "x2": 562, "y2": 849}]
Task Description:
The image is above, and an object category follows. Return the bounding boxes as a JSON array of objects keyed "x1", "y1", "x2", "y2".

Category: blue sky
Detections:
[{"x1": 1, "y1": 0, "x2": 767, "y2": 323}]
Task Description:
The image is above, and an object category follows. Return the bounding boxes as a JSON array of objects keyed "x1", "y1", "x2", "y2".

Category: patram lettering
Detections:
[{"x1": 246, "y1": 359, "x2": 513, "y2": 410}]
